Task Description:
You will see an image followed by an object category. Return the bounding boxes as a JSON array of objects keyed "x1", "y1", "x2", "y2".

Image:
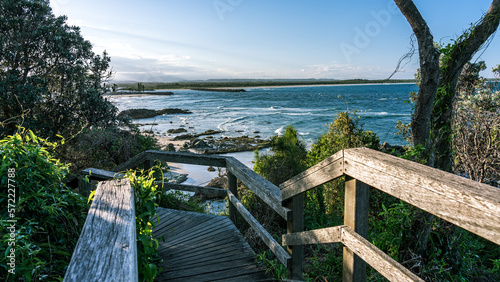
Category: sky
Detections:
[{"x1": 50, "y1": 0, "x2": 500, "y2": 82}]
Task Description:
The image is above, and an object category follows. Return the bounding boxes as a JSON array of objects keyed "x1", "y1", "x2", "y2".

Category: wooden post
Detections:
[
  {"x1": 78, "y1": 177, "x2": 92, "y2": 198},
  {"x1": 228, "y1": 170, "x2": 238, "y2": 225},
  {"x1": 286, "y1": 194, "x2": 304, "y2": 280},
  {"x1": 143, "y1": 159, "x2": 154, "y2": 170},
  {"x1": 343, "y1": 176, "x2": 369, "y2": 282}
]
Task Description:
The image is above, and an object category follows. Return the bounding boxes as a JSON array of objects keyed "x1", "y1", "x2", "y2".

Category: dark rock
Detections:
[
  {"x1": 192, "y1": 139, "x2": 208, "y2": 148},
  {"x1": 117, "y1": 108, "x2": 191, "y2": 119},
  {"x1": 167, "y1": 128, "x2": 188, "y2": 134},
  {"x1": 173, "y1": 134, "x2": 195, "y2": 141},
  {"x1": 165, "y1": 143, "x2": 176, "y2": 152},
  {"x1": 379, "y1": 142, "x2": 406, "y2": 156}
]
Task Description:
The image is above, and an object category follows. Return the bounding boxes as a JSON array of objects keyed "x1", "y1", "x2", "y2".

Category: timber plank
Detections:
[
  {"x1": 226, "y1": 156, "x2": 290, "y2": 219},
  {"x1": 153, "y1": 209, "x2": 219, "y2": 233},
  {"x1": 154, "y1": 209, "x2": 270, "y2": 282},
  {"x1": 64, "y1": 179, "x2": 137, "y2": 282},
  {"x1": 163, "y1": 259, "x2": 261, "y2": 279},
  {"x1": 160, "y1": 218, "x2": 232, "y2": 247},
  {"x1": 344, "y1": 147, "x2": 500, "y2": 245},
  {"x1": 280, "y1": 150, "x2": 343, "y2": 200},
  {"x1": 145, "y1": 150, "x2": 227, "y2": 167},
  {"x1": 163, "y1": 252, "x2": 253, "y2": 270},
  {"x1": 154, "y1": 213, "x2": 219, "y2": 239}
]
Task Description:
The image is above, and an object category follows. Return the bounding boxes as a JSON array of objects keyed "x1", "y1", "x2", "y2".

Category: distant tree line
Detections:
[{"x1": 116, "y1": 79, "x2": 416, "y2": 91}]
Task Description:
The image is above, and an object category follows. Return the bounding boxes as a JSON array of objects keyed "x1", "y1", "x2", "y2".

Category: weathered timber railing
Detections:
[
  {"x1": 64, "y1": 179, "x2": 138, "y2": 281},
  {"x1": 73, "y1": 150, "x2": 294, "y2": 278},
  {"x1": 70, "y1": 148, "x2": 500, "y2": 281},
  {"x1": 280, "y1": 147, "x2": 500, "y2": 281}
]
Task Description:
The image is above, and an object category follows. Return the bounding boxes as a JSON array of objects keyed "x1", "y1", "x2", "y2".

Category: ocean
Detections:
[
  {"x1": 110, "y1": 83, "x2": 418, "y2": 212},
  {"x1": 110, "y1": 83, "x2": 418, "y2": 148}
]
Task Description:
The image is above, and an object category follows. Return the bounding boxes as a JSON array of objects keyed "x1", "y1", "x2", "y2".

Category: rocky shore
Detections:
[
  {"x1": 118, "y1": 108, "x2": 191, "y2": 119},
  {"x1": 156, "y1": 129, "x2": 271, "y2": 154}
]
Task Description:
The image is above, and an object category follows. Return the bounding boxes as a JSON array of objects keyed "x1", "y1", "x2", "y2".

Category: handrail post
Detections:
[
  {"x1": 143, "y1": 159, "x2": 154, "y2": 170},
  {"x1": 286, "y1": 194, "x2": 304, "y2": 280},
  {"x1": 78, "y1": 177, "x2": 92, "y2": 198},
  {"x1": 228, "y1": 171, "x2": 238, "y2": 225},
  {"x1": 343, "y1": 176, "x2": 369, "y2": 282}
]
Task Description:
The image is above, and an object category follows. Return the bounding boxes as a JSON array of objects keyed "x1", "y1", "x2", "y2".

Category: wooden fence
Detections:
[
  {"x1": 65, "y1": 148, "x2": 500, "y2": 281},
  {"x1": 64, "y1": 179, "x2": 137, "y2": 281}
]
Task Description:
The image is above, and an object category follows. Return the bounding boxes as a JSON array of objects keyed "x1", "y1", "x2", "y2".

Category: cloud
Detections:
[{"x1": 110, "y1": 55, "x2": 201, "y2": 82}]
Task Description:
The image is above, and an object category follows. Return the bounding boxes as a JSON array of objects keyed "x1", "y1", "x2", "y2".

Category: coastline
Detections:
[{"x1": 110, "y1": 81, "x2": 417, "y2": 93}]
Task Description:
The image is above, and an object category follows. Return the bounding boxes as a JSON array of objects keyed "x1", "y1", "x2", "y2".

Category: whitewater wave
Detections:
[{"x1": 275, "y1": 126, "x2": 285, "y2": 136}]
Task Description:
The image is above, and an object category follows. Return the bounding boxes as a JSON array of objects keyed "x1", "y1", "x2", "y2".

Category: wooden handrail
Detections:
[
  {"x1": 281, "y1": 147, "x2": 500, "y2": 245},
  {"x1": 283, "y1": 225, "x2": 422, "y2": 281},
  {"x1": 226, "y1": 157, "x2": 291, "y2": 220},
  {"x1": 65, "y1": 179, "x2": 137, "y2": 281},
  {"x1": 344, "y1": 147, "x2": 500, "y2": 245},
  {"x1": 76, "y1": 150, "x2": 292, "y2": 274},
  {"x1": 280, "y1": 147, "x2": 500, "y2": 281},
  {"x1": 227, "y1": 191, "x2": 291, "y2": 266},
  {"x1": 72, "y1": 148, "x2": 500, "y2": 281}
]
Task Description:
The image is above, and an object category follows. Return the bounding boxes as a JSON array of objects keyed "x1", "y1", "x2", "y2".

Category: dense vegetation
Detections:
[
  {"x1": 0, "y1": 1, "x2": 164, "y2": 281},
  {"x1": 0, "y1": 130, "x2": 88, "y2": 281},
  {"x1": 248, "y1": 72, "x2": 500, "y2": 280},
  {"x1": 0, "y1": 0, "x2": 116, "y2": 140},
  {"x1": 115, "y1": 79, "x2": 416, "y2": 91}
]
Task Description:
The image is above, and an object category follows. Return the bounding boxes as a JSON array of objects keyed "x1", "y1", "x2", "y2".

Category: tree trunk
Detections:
[
  {"x1": 393, "y1": 0, "x2": 440, "y2": 256},
  {"x1": 393, "y1": 0, "x2": 441, "y2": 162},
  {"x1": 431, "y1": 0, "x2": 500, "y2": 171},
  {"x1": 393, "y1": 0, "x2": 500, "y2": 259}
]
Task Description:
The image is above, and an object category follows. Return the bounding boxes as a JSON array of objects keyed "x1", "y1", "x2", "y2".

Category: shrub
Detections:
[
  {"x1": 58, "y1": 125, "x2": 159, "y2": 174},
  {"x1": 453, "y1": 81, "x2": 500, "y2": 185},
  {"x1": 306, "y1": 111, "x2": 380, "y2": 229},
  {"x1": 123, "y1": 165, "x2": 164, "y2": 282},
  {"x1": 0, "y1": 129, "x2": 88, "y2": 281},
  {"x1": 254, "y1": 125, "x2": 308, "y2": 185}
]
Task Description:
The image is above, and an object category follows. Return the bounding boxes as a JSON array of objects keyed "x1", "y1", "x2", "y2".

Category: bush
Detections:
[
  {"x1": 122, "y1": 165, "x2": 164, "y2": 281},
  {"x1": 254, "y1": 125, "x2": 307, "y2": 185},
  {"x1": 0, "y1": 129, "x2": 88, "y2": 281},
  {"x1": 306, "y1": 111, "x2": 380, "y2": 229},
  {"x1": 453, "y1": 81, "x2": 500, "y2": 185},
  {"x1": 57, "y1": 126, "x2": 159, "y2": 174}
]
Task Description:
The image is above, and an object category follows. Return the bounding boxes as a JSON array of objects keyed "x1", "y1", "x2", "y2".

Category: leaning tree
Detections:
[
  {"x1": 394, "y1": 0, "x2": 500, "y2": 170},
  {"x1": 393, "y1": 0, "x2": 500, "y2": 256}
]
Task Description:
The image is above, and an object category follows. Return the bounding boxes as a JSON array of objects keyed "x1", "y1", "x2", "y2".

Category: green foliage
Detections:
[
  {"x1": 158, "y1": 190, "x2": 205, "y2": 213},
  {"x1": 254, "y1": 125, "x2": 307, "y2": 186},
  {"x1": 0, "y1": 0, "x2": 117, "y2": 139},
  {"x1": 0, "y1": 129, "x2": 88, "y2": 281},
  {"x1": 308, "y1": 111, "x2": 380, "y2": 165},
  {"x1": 398, "y1": 144, "x2": 428, "y2": 164},
  {"x1": 124, "y1": 164, "x2": 164, "y2": 282},
  {"x1": 370, "y1": 201, "x2": 413, "y2": 261},
  {"x1": 305, "y1": 111, "x2": 379, "y2": 229},
  {"x1": 255, "y1": 250, "x2": 287, "y2": 281},
  {"x1": 59, "y1": 126, "x2": 159, "y2": 173},
  {"x1": 303, "y1": 245, "x2": 343, "y2": 282}
]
